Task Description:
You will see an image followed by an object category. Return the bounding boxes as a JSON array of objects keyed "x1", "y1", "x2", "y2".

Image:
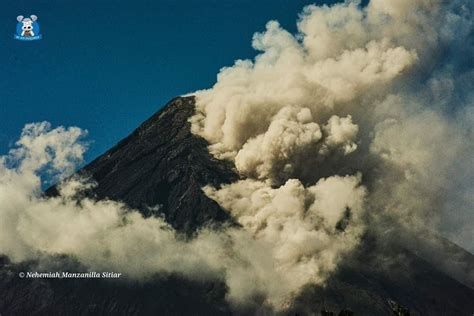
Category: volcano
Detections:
[{"x1": 0, "y1": 96, "x2": 473, "y2": 315}]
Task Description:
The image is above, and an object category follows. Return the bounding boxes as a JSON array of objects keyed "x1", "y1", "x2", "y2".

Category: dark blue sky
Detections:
[{"x1": 1, "y1": 0, "x2": 340, "y2": 162}]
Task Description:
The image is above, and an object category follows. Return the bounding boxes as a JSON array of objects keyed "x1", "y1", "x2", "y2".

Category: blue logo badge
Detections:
[{"x1": 15, "y1": 15, "x2": 42, "y2": 41}]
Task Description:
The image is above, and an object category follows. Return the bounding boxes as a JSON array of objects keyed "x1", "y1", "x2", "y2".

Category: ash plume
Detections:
[{"x1": 190, "y1": 0, "x2": 474, "y2": 304}]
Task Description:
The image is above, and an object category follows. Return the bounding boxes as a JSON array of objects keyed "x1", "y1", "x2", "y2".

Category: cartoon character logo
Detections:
[{"x1": 15, "y1": 15, "x2": 42, "y2": 41}]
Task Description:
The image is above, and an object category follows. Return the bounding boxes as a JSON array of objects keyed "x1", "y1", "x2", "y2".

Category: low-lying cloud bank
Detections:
[
  {"x1": 0, "y1": 0, "x2": 473, "y2": 311},
  {"x1": 0, "y1": 122, "x2": 366, "y2": 309}
]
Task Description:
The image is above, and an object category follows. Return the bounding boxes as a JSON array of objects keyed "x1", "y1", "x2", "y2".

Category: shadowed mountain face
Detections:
[
  {"x1": 48, "y1": 96, "x2": 238, "y2": 234},
  {"x1": 289, "y1": 238, "x2": 474, "y2": 316},
  {"x1": 81, "y1": 96, "x2": 239, "y2": 233},
  {"x1": 1, "y1": 96, "x2": 474, "y2": 315},
  {"x1": 0, "y1": 255, "x2": 231, "y2": 316}
]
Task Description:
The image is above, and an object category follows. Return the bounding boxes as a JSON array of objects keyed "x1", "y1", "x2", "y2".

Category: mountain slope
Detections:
[
  {"x1": 289, "y1": 239, "x2": 474, "y2": 315},
  {"x1": 2, "y1": 96, "x2": 474, "y2": 315},
  {"x1": 48, "y1": 96, "x2": 238, "y2": 234}
]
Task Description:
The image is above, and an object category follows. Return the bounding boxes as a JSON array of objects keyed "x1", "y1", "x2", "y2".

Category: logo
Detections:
[{"x1": 15, "y1": 15, "x2": 42, "y2": 41}]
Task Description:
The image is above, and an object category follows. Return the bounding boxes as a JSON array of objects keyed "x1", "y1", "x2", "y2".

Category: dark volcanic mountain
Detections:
[
  {"x1": 1, "y1": 96, "x2": 473, "y2": 315},
  {"x1": 48, "y1": 96, "x2": 238, "y2": 234}
]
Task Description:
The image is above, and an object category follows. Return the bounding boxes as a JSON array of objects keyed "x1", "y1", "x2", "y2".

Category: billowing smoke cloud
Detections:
[
  {"x1": 204, "y1": 175, "x2": 366, "y2": 305},
  {"x1": 1, "y1": 0, "x2": 473, "y2": 312},
  {"x1": 232, "y1": 106, "x2": 359, "y2": 184},
  {"x1": 188, "y1": 0, "x2": 474, "y2": 300},
  {"x1": 191, "y1": 0, "x2": 474, "y2": 249}
]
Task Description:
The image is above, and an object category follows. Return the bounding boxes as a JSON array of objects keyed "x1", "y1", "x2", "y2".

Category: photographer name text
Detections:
[{"x1": 18, "y1": 271, "x2": 122, "y2": 279}]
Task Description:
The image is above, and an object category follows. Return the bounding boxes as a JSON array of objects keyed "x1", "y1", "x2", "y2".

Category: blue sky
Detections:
[{"x1": 1, "y1": 0, "x2": 342, "y2": 162}]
